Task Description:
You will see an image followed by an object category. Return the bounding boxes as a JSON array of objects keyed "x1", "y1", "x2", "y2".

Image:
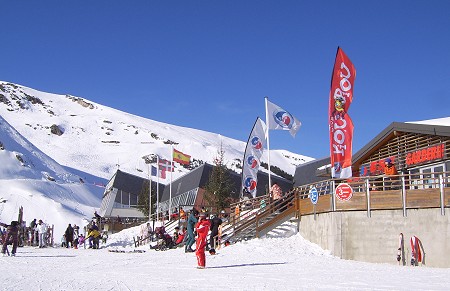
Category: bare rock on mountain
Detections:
[{"x1": 50, "y1": 124, "x2": 64, "y2": 136}]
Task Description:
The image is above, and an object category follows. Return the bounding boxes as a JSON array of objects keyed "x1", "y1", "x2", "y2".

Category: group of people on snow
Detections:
[
  {"x1": 27, "y1": 218, "x2": 52, "y2": 248},
  {"x1": 149, "y1": 207, "x2": 225, "y2": 269},
  {"x1": 1, "y1": 218, "x2": 51, "y2": 256},
  {"x1": 62, "y1": 223, "x2": 85, "y2": 249},
  {"x1": 61, "y1": 220, "x2": 107, "y2": 250}
]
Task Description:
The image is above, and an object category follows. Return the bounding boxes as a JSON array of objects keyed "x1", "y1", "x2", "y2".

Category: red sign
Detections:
[
  {"x1": 360, "y1": 156, "x2": 396, "y2": 177},
  {"x1": 329, "y1": 47, "x2": 356, "y2": 179},
  {"x1": 335, "y1": 183, "x2": 353, "y2": 201},
  {"x1": 406, "y1": 143, "x2": 446, "y2": 167}
]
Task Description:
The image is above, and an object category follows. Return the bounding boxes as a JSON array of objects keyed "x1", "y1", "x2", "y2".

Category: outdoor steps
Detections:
[{"x1": 227, "y1": 207, "x2": 297, "y2": 243}]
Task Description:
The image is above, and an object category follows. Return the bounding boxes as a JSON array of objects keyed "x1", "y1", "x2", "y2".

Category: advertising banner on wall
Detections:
[{"x1": 329, "y1": 47, "x2": 356, "y2": 179}]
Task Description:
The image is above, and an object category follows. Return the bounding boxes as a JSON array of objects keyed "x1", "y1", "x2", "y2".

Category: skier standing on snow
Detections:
[
  {"x1": 1, "y1": 221, "x2": 19, "y2": 256},
  {"x1": 195, "y1": 212, "x2": 211, "y2": 269},
  {"x1": 185, "y1": 208, "x2": 198, "y2": 253},
  {"x1": 209, "y1": 213, "x2": 222, "y2": 254},
  {"x1": 65, "y1": 224, "x2": 74, "y2": 248},
  {"x1": 36, "y1": 219, "x2": 47, "y2": 248}
]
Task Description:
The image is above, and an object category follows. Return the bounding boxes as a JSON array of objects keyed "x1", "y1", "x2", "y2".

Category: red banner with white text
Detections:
[{"x1": 329, "y1": 47, "x2": 356, "y2": 179}]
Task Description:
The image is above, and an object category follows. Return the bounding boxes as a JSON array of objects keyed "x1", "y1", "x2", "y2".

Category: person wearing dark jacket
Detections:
[
  {"x1": 185, "y1": 208, "x2": 198, "y2": 253},
  {"x1": 1, "y1": 221, "x2": 19, "y2": 256},
  {"x1": 209, "y1": 214, "x2": 222, "y2": 254},
  {"x1": 65, "y1": 224, "x2": 74, "y2": 248}
]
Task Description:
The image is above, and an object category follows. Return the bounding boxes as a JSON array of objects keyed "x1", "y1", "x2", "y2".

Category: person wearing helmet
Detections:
[{"x1": 195, "y1": 212, "x2": 211, "y2": 269}]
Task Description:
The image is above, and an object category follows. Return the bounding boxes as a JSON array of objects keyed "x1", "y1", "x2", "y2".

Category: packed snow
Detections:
[
  {"x1": 2, "y1": 221, "x2": 450, "y2": 290},
  {"x1": 1, "y1": 81, "x2": 450, "y2": 290}
]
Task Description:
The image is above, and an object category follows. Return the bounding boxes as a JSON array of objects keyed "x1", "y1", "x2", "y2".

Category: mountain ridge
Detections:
[{"x1": 0, "y1": 81, "x2": 314, "y2": 181}]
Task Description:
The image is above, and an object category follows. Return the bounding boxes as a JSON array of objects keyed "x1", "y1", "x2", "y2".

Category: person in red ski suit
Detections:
[{"x1": 195, "y1": 212, "x2": 211, "y2": 269}]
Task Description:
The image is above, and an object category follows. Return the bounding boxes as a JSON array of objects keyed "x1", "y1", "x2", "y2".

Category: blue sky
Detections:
[{"x1": 2, "y1": 1, "x2": 449, "y2": 159}]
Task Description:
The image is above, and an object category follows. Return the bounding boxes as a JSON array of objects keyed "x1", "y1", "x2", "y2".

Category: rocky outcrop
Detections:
[{"x1": 50, "y1": 124, "x2": 64, "y2": 136}]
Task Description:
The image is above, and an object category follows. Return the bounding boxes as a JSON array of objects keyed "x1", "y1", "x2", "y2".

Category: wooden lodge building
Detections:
[
  {"x1": 289, "y1": 119, "x2": 450, "y2": 267},
  {"x1": 294, "y1": 120, "x2": 450, "y2": 186},
  {"x1": 99, "y1": 120, "x2": 449, "y2": 221}
]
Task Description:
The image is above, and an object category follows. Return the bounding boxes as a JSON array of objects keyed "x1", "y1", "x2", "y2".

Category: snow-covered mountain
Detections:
[
  {"x1": 0, "y1": 81, "x2": 313, "y2": 238},
  {"x1": 0, "y1": 81, "x2": 312, "y2": 180}
]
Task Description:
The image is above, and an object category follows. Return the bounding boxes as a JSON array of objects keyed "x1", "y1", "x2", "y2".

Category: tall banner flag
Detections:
[
  {"x1": 173, "y1": 148, "x2": 191, "y2": 165},
  {"x1": 241, "y1": 117, "x2": 266, "y2": 198},
  {"x1": 266, "y1": 99, "x2": 301, "y2": 137},
  {"x1": 329, "y1": 47, "x2": 356, "y2": 179}
]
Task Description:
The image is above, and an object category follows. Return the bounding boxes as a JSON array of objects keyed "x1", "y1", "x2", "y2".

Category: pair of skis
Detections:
[
  {"x1": 397, "y1": 233, "x2": 423, "y2": 266},
  {"x1": 397, "y1": 233, "x2": 405, "y2": 266}
]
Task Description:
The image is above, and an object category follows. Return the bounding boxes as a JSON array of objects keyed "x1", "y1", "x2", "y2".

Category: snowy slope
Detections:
[
  {"x1": 0, "y1": 115, "x2": 103, "y2": 238},
  {"x1": 0, "y1": 81, "x2": 312, "y2": 239},
  {"x1": 0, "y1": 81, "x2": 313, "y2": 181}
]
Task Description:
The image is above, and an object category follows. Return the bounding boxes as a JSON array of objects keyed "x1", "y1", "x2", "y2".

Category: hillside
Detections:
[
  {"x1": 0, "y1": 81, "x2": 313, "y2": 238},
  {"x1": 0, "y1": 115, "x2": 103, "y2": 238},
  {"x1": 0, "y1": 81, "x2": 313, "y2": 181}
]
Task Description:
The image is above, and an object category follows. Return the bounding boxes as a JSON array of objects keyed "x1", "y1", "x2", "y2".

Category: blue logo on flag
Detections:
[
  {"x1": 244, "y1": 176, "x2": 257, "y2": 193},
  {"x1": 246, "y1": 155, "x2": 259, "y2": 169},
  {"x1": 251, "y1": 136, "x2": 263, "y2": 150},
  {"x1": 273, "y1": 110, "x2": 295, "y2": 129}
]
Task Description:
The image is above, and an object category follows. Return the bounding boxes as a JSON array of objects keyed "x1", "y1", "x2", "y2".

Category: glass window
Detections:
[
  {"x1": 130, "y1": 194, "x2": 138, "y2": 207},
  {"x1": 409, "y1": 168, "x2": 420, "y2": 189},
  {"x1": 422, "y1": 169, "x2": 432, "y2": 189}
]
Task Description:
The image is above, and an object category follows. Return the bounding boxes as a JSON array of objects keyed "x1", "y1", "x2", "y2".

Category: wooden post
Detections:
[
  {"x1": 401, "y1": 176, "x2": 407, "y2": 217},
  {"x1": 439, "y1": 174, "x2": 445, "y2": 216},
  {"x1": 366, "y1": 179, "x2": 371, "y2": 218},
  {"x1": 255, "y1": 213, "x2": 259, "y2": 238},
  {"x1": 331, "y1": 180, "x2": 336, "y2": 212}
]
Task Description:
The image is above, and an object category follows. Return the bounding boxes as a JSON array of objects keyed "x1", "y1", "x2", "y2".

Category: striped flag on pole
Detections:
[
  {"x1": 173, "y1": 148, "x2": 191, "y2": 165},
  {"x1": 158, "y1": 158, "x2": 174, "y2": 179}
]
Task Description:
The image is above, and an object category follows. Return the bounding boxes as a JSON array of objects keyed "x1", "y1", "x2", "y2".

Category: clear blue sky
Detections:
[{"x1": 2, "y1": 1, "x2": 449, "y2": 159}]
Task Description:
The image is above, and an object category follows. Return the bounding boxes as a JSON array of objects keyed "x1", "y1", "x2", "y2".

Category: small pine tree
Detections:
[
  {"x1": 137, "y1": 179, "x2": 157, "y2": 217},
  {"x1": 204, "y1": 145, "x2": 233, "y2": 212}
]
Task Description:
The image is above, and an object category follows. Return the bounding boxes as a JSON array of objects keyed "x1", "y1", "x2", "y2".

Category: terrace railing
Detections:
[{"x1": 219, "y1": 171, "x2": 450, "y2": 246}]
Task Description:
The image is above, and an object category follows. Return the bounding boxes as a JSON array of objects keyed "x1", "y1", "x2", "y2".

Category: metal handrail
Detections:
[{"x1": 217, "y1": 171, "x2": 450, "y2": 246}]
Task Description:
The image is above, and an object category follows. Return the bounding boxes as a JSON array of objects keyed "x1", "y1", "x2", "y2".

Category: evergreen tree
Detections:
[
  {"x1": 204, "y1": 145, "x2": 234, "y2": 212},
  {"x1": 137, "y1": 179, "x2": 157, "y2": 218}
]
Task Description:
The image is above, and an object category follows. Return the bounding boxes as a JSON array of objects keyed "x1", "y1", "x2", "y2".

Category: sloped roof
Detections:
[
  {"x1": 293, "y1": 157, "x2": 330, "y2": 187},
  {"x1": 160, "y1": 163, "x2": 293, "y2": 202},
  {"x1": 352, "y1": 121, "x2": 450, "y2": 164},
  {"x1": 110, "y1": 169, "x2": 165, "y2": 197}
]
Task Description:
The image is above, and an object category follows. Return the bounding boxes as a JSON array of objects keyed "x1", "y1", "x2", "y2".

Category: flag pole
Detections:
[
  {"x1": 148, "y1": 165, "x2": 152, "y2": 222},
  {"x1": 169, "y1": 145, "x2": 173, "y2": 220},
  {"x1": 264, "y1": 96, "x2": 272, "y2": 193},
  {"x1": 157, "y1": 155, "x2": 160, "y2": 222}
]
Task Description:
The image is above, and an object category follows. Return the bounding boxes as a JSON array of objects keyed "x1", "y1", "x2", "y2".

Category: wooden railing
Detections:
[
  {"x1": 218, "y1": 171, "x2": 450, "y2": 245},
  {"x1": 294, "y1": 171, "x2": 450, "y2": 216}
]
